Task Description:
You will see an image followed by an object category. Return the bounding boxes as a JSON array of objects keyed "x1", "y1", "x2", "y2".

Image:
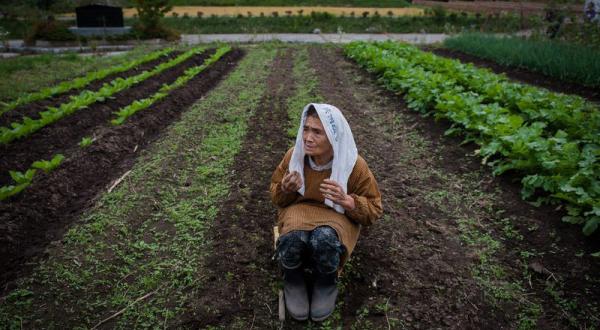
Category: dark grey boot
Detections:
[
  {"x1": 283, "y1": 266, "x2": 309, "y2": 321},
  {"x1": 310, "y1": 271, "x2": 338, "y2": 322}
]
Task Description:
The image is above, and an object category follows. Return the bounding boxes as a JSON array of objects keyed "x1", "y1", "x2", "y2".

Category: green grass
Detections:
[
  {"x1": 286, "y1": 46, "x2": 323, "y2": 139},
  {"x1": 160, "y1": 14, "x2": 522, "y2": 34},
  {"x1": 0, "y1": 46, "x2": 166, "y2": 103},
  {"x1": 443, "y1": 33, "x2": 600, "y2": 88},
  {"x1": 0, "y1": 44, "x2": 277, "y2": 328},
  {"x1": 168, "y1": 0, "x2": 410, "y2": 6}
]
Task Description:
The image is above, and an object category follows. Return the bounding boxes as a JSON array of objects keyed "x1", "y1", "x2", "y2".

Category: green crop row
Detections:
[
  {"x1": 0, "y1": 48, "x2": 175, "y2": 116},
  {"x1": 111, "y1": 46, "x2": 232, "y2": 125},
  {"x1": 344, "y1": 42, "x2": 600, "y2": 235},
  {"x1": 375, "y1": 41, "x2": 600, "y2": 144},
  {"x1": 0, "y1": 47, "x2": 206, "y2": 145},
  {"x1": 0, "y1": 154, "x2": 64, "y2": 201},
  {"x1": 443, "y1": 33, "x2": 600, "y2": 88}
]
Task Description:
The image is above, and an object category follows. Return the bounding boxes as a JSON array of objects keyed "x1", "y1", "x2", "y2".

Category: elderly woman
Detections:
[{"x1": 270, "y1": 103, "x2": 383, "y2": 322}]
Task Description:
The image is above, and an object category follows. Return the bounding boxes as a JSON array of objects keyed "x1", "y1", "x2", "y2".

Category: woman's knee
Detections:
[
  {"x1": 277, "y1": 230, "x2": 309, "y2": 269},
  {"x1": 309, "y1": 226, "x2": 343, "y2": 274}
]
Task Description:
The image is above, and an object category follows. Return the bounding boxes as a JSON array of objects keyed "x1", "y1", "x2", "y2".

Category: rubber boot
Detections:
[
  {"x1": 310, "y1": 271, "x2": 338, "y2": 322},
  {"x1": 282, "y1": 266, "x2": 309, "y2": 321}
]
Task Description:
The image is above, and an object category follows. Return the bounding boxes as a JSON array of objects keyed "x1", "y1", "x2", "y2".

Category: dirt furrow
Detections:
[
  {"x1": 0, "y1": 51, "x2": 181, "y2": 128},
  {"x1": 0, "y1": 49, "x2": 215, "y2": 186},
  {"x1": 0, "y1": 49, "x2": 244, "y2": 292},
  {"x1": 308, "y1": 46, "x2": 501, "y2": 329},
  {"x1": 178, "y1": 49, "x2": 296, "y2": 329}
]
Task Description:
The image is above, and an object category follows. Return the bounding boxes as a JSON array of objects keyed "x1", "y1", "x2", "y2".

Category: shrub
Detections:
[
  {"x1": 26, "y1": 17, "x2": 76, "y2": 43},
  {"x1": 362, "y1": 11, "x2": 369, "y2": 18}
]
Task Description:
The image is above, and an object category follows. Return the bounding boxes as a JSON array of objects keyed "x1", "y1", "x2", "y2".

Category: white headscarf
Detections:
[{"x1": 289, "y1": 103, "x2": 358, "y2": 214}]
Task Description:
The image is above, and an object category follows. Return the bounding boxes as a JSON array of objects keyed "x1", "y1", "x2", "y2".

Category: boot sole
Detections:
[{"x1": 310, "y1": 309, "x2": 334, "y2": 322}]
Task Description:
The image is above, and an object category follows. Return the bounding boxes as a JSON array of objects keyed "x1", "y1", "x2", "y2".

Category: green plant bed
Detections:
[
  {"x1": 168, "y1": 0, "x2": 410, "y2": 6},
  {"x1": 158, "y1": 15, "x2": 522, "y2": 34},
  {"x1": 443, "y1": 33, "x2": 600, "y2": 88}
]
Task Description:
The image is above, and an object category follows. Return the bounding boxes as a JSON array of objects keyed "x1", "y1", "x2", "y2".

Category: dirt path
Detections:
[
  {"x1": 178, "y1": 48, "x2": 297, "y2": 328},
  {"x1": 0, "y1": 49, "x2": 244, "y2": 292}
]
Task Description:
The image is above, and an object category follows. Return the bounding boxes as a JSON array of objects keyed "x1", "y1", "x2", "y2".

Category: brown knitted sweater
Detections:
[{"x1": 270, "y1": 147, "x2": 383, "y2": 266}]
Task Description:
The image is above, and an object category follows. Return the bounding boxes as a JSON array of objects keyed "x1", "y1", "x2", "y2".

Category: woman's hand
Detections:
[
  {"x1": 281, "y1": 170, "x2": 302, "y2": 193},
  {"x1": 320, "y1": 179, "x2": 356, "y2": 211}
]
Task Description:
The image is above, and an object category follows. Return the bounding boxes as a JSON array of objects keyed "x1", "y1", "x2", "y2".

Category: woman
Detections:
[{"x1": 270, "y1": 103, "x2": 383, "y2": 322}]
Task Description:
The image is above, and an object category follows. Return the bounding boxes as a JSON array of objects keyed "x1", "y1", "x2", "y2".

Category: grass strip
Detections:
[
  {"x1": 0, "y1": 45, "x2": 276, "y2": 328},
  {"x1": 0, "y1": 47, "x2": 205, "y2": 145},
  {"x1": 0, "y1": 48, "x2": 175, "y2": 115},
  {"x1": 168, "y1": 0, "x2": 410, "y2": 6},
  {"x1": 285, "y1": 46, "x2": 323, "y2": 138},
  {"x1": 111, "y1": 46, "x2": 231, "y2": 125},
  {"x1": 444, "y1": 33, "x2": 600, "y2": 88},
  {"x1": 161, "y1": 14, "x2": 521, "y2": 34},
  {"x1": 345, "y1": 42, "x2": 600, "y2": 236}
]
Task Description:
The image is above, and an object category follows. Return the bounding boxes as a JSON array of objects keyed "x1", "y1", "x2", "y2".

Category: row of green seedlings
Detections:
[
  {"x1": 375, "y1": 41, "x2": 599, "y2": 144},
  {"x1": 0, "y1": 47, "x2": 231, "y2": 201},
  {"x1": 0, "y1": 46, "x2": 207, "y2": 145},
  {"x1": 111, "y1": 45, "x2": 232, "y2": 125},
  {"x1": 0, "y1": 155, "x2": 64, "y2": 200},
  {"x1": 344, "y1": 41, "x2": 599, "y2": 235},
  {"x1": 0, "y1": 48, "x2": 175, "y2": 116}
]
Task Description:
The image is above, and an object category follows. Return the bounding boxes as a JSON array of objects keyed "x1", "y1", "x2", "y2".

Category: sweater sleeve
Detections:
[
  {"x1": 345, "y1": 157, "x2": 383, "y2": 226},
  {"x1": 270, "y1": 148, "x2": 299, "y2": 208}
]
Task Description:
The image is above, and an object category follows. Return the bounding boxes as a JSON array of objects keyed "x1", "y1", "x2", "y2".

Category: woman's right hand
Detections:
[{"x1": 281, "y1": 170, "x2": 302, "y2": 193}]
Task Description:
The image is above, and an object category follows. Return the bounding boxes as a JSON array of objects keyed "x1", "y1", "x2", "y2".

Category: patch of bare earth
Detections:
[{"x1": 177, "y1": 48, "x2": 297, "y2": 328}]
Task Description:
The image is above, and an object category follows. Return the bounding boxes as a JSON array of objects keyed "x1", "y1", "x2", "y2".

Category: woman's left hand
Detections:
[{"x1": 320, "y1": 179, "x2": 356, "y2": 211}]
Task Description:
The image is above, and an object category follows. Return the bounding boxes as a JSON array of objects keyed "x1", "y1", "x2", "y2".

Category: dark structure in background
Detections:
[
  {"x1": 69, "y1": 1, "x2": 131, "y2": 36},
  {"x1": 76, "y1": 4, "x2": 124, "y2": 28}
]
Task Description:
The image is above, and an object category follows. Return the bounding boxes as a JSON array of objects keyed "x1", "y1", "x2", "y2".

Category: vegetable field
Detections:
[{"x1": 0, "y1": 43, "x2": 598, "y2": 329}]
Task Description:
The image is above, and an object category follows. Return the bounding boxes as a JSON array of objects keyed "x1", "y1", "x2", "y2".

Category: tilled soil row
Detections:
[
  {"x1": 178, "y1": 49, "x2": 296, "y2": 328},
  {"x1": 307, "y1": 46, "x2": 501, "y2": 328},
  {"x1": 0, "y1": 49, "x2": 215, "y2": 186},
  {"x1": 428, "y1": 47, "x2": 600, "y2": 103},
  {"x1": 0, "y1": 51, "x2": 181, "y2": 128},
  {"x1": 0, "y1": 49, "x2": 244, "y2": 292}
]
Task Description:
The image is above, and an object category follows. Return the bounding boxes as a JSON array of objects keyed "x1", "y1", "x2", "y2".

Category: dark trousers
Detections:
[{"x1": 277, "y1": 226, "x2": 344, "y2": 275}]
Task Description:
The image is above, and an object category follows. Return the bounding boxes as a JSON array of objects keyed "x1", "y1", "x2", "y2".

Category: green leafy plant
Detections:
[
  {"x1": 0, "y1": 169, "x2": 36, "y2": 201},
  {"x1": 79, "y1": 136, "x2": 93, "y2": 147},
  {"x1": 31, "y1": 154, "x2": 65, "y2": 173},
  {"x1": 1, "y1": 47, "x2": 174, "y2": 115},
  {"x1": 111, "y1": 46, "x2": 232, "y2": 125},
  {"x1": 0, "y1": 47, "x2": 206, "y2": 145},
  {"x1": 345, "y1": 41, "x2": 600, "y2": 235}
]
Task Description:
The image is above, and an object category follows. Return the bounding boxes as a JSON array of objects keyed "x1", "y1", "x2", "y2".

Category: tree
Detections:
[{"x1": 132, "y1": 0, "x2": 172, "y2": 33}]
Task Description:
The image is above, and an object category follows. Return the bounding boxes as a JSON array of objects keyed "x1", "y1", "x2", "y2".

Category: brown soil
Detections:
[
  {"x1": 308, "y1": 46, "x2": 502, "y2": 329},
  {"x1": 0, "y1": 51, "x2": 180, "y2": 128},
  {"x1": 0, "y1": 50, "x2": 215, "y2": 186},
  {"x1": 178, "y1": 45, "x2": 598, "y2": 329},
  {"x1": 176, "y1": 48, "x2": 297, "y2": 328},
  {"x1": 428, "y1": 47, "x2": 600, "y2": 103},
  {"x1": 0, "y1": 48, "x2": 244, "y2": 292}
]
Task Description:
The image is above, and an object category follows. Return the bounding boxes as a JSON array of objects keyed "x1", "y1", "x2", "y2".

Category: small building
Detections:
[{"x1": 69, "y1": 0, "x2": 131, "y2": 36}]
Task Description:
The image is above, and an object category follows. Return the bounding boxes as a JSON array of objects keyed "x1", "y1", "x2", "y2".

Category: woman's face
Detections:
[{"x1": 303, "y1": 115, "x2": 333, "y2": 158}]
